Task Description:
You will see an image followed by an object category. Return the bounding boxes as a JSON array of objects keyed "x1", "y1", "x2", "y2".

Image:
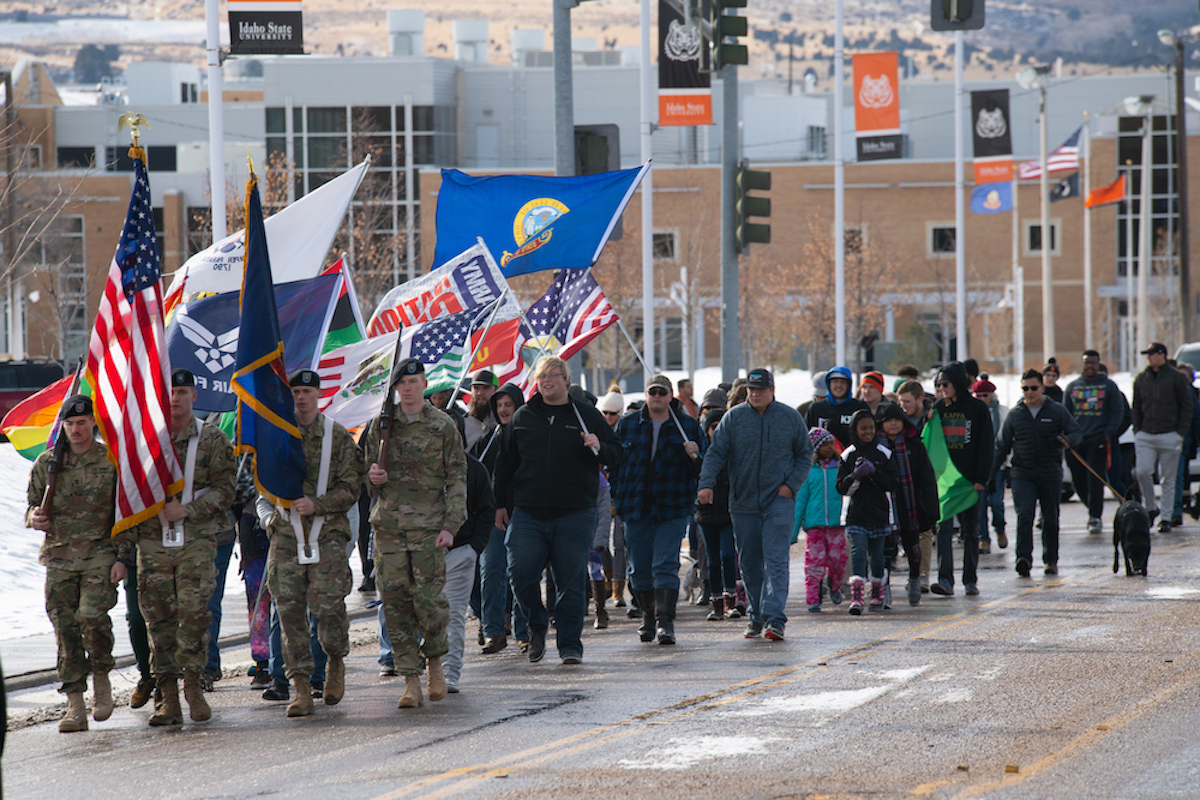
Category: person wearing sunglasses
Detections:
[
  {"x1": 991, "y1": 370, "x2": 1082, "y2": 578},
  {"x1": 609, "y1": 375, "x2": 704, "y2": 645},
  {"x1": 928, "y1": 361, "x2": 993, "y2": 597}
]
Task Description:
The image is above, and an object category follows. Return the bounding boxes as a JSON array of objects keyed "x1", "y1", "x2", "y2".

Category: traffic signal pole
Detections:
[{"x1": 720, "y1": 65, "x2": 740, "y2": 382}]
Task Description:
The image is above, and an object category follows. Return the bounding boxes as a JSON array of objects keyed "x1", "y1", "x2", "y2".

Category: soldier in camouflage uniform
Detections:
[
  {"x1": 133, "y1": 369, "x2": 236, "y2": 726},
  {"x1": 366, "y1": 358, "x2": 467, "y2": 709},
  {"x1": 261, "y1": 369, "x2": 364, "y2": 718},
  {"x1": 26, "y1": 395, "x2": 125, "y2": 733}
]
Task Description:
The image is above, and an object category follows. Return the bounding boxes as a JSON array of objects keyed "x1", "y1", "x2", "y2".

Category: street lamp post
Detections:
[
  {"x1": 1126, "y1": 95, "x2": 1156, "y2": 349},
  {"x1": 1159, "y1": 29, "x2": 1191, "y2": 342},
  {"x1": 1017, "y1": 64, "x2": 1054, "y2": 362}
]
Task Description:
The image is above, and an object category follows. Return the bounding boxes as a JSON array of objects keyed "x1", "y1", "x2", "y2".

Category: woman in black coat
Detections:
[{"x1": 837, "y1": 408, "x2": 899, "y2": 614}]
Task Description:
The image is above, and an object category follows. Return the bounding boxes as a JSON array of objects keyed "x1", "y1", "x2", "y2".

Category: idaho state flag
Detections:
[
  {"x1": 231, "y1": 172, "x2": 305, "y2": 507},
  {"x1": 433, "y1": 165, "x2": 649, "y2": 278},
  {"x1": 970, "y1": 181, "x2": 1013, "y2": 214}
]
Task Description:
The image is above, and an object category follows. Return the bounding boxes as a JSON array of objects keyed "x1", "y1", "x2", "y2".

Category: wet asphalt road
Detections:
[{"x1": 5, "y1": 495, "x2": 1200, "y2": 800}]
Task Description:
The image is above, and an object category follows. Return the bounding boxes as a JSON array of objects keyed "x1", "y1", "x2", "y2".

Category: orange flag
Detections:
[{"x1": 1086, "y1": 174, "x2": 1126, "y2": 208}]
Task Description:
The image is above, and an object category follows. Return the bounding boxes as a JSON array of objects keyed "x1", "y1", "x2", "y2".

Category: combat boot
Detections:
[
  {"x1": 286, "y1": 676, "x2": 314, "y2": 717},
  {"x1": 398, "y1": 674, "x2": 424, "y2": 708},
  {"x1": 91, "y1": 671, "x2": 113, "y2": 721},
  {"x1": 635, "y1": 590, "x2": 656, "y2": 642},
  {"x1": 149, "y1": 679, "x2": 184, "y2": 726},
  {"x1": 592, "y1": 580, "x2": 609, "y2": 629},
  {"x1": 183, "y1": 670, "x2": 211, "y2": 721},
  {"x1": 612, "y1": 579, "x2": 627, "y2": 607},
  {"x1": 426, "y1": 657, "x2": 447, "y2": 702},
  {"x1": 654, "y1": 587, "x2": 677, "y2": 645},
  {"x1": 324, "y1": 656, "x2": 345, "y2": 705},
  {"x1": 59, "y1": 692, "x2": 88, "y2": 733}
]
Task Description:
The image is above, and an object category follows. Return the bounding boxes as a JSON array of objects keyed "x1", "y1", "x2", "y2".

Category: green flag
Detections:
[{"x1": 921, "y1": 409, "x2": 979, "y2": 522}]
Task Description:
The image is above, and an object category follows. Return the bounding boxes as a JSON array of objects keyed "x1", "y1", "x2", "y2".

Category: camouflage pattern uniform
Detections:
[
  {"x1": 265, "y1": 413, "x2": 364, "y2": 680},
  {"x1": 26, "y1": 442, "x2": 124, "y2": 695},
  {"x1": 133, "y1": 418, "x2": 236, "y2": 682},
  {"x1": 366, "y1": 404, "x2": 467, "y2": 675}
]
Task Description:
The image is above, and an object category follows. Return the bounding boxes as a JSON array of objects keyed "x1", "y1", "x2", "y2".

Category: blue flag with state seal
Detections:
[
  {"x1": 432, "y1": 164, "x2": 650, "y2": 278},
  {"x1": 231, "y1": 172, "x2": 306, "y2": 507}
]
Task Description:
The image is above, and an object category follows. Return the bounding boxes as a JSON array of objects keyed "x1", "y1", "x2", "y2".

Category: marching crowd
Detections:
[{"x1": 27, "y1": 344, "x2": 1200, "y2": 732}]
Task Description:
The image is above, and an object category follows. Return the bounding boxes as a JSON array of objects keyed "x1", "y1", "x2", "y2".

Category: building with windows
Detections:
[{"x1": 3, "y1": 22, "x2": 1196, "y2": 378}]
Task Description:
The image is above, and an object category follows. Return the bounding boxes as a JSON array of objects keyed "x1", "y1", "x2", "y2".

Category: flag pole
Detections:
[
  {"x1": 1082, "y1": 114, "x2": 1093, "y2": 346},
  {"x1": 612, "y1": 315, "x2": 696, "y2": 455},
  {"x1": 453, "y1": 294, "x2": 507, "y2": 391}
]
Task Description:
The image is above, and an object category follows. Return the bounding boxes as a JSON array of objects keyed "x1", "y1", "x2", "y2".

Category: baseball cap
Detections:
[
  {"x1": 646, "y1": 374, "x2": 673, "y2": 394},
  {"x1": 1141, "y1": 342, "x2": 1168, "y2": 356},
  {"x1": 471, "y1": 369, "x2": 499, "y2": 387},
  {"x1": 746, "y1": 368, "x2": 774, "y2": 389}
]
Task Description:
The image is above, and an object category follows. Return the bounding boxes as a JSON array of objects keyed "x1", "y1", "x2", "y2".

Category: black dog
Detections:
[{"x1": 1113, "y1": 499, "x2": 1151, "y2": 576}]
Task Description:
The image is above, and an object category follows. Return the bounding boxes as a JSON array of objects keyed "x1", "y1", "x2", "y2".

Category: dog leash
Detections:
[{"x1": 1058, "y1": 435, "x2": 1127, "y2": 503}]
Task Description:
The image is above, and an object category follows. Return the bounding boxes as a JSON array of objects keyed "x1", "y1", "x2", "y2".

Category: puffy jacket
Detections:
[
  {"x1": 836, "y1": 408, "x2": 899, "y2": 528},
  {"x1": 1132, "y1": 365, "x2": 1194, "y2": 436},
  {"x1": 992, "y1": 397, "x2": 1082, "y2": 481},
  {"x1": 794, "y1": 461, "x2": 842, "y2": 534}
]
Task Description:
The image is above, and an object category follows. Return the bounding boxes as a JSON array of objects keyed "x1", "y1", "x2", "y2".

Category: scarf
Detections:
[{"x1": 887, "y1": 432, "x2": 920, "y2": 532}]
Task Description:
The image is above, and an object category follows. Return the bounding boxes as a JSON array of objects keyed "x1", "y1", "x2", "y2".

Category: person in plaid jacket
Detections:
[{"x1": 609, "y1": 374, "x2": 704, "y2": 645}]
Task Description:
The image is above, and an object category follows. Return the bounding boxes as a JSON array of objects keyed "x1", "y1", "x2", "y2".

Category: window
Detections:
[
  {"x1": 1027, "y1": 222, "x2": 1059, "y2": 255},
  {"x1": 147, "y1": 146, "x2": 176, "y2": 172},
  {"x1": 18, "y1": 144, "x2": 41, "y2": 171},
  {"x1": 844, "y1": 226, "x2": 864, "y2": 255},
  {"x1": 187, "y1": 206, "x2": 212, "y2": 256},
  {"x1": 265, "y1": 107, "x2": 286, "y2": 134},
  {"x1": 653, "y1": 232, "x2": 676, "y2": 260},
  {"x1": 104, "y1": 146, "x2": 137, "y2": 172},
  {"x1": 307, "y1": 107, "x2": 346, "y2": 133},
  {"x1": 807, "y1": 125, "x2": 826, "y2": 159},
  {"x1": 57, "y1": 147, "x2": 95, "y2": 169},
  {"x1": 929, "y1": 225, "x2": 955, "y2": 255},
  {"x1": 152, "y1": 207, "x2": 166, "y2": 241},
  {"x1": 28, "y1": 216, "x2": 84, "y2": 268}
]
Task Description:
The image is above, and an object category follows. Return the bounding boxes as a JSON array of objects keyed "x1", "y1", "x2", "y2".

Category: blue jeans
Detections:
[
  {"x1": 1175, "y1": 433, "x2": 1191, "y2": 519},
  {"x1": 270, "y1": 602, "x2": 326, "y2": 684},
  {"x1": 847, "y1": 526, "x2": 888, "y2": 579},
  {"x1": 730, "y1": 494, "x2": 794, "y2": 627},
  {"x1": 204, "y1": 541, "x2": 235, "y2": 675},
  {"x1": 506, "y1": 506, "x2": 596, "y2": 659},
  {"x1": 937, "y1": 496, "x2": 980, "y2": 588},
  {"x1": 977, "y1": 468, "x2": 1006, "y2": 544},
  {"x1": 699, "y1": 522, "x2": 737, "y2": 595},
  {"x1": 623, "y1": 515, "x2": 688, "y2": 592},
  {"x1": 1011, "y1": 474, "x2": 1061, "y2": 567},
  {"x1": 480, "y1": 524, "x2": 527, "y2": 640}
]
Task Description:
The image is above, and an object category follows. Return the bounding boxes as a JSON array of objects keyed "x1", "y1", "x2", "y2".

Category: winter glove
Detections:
[{"x1": 851, "y1": 458, "x2": 876, "y2": 479}]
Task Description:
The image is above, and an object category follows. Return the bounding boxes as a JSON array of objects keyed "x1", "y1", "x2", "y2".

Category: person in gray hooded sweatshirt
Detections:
[{"x1": 698, "y1": 368, "x2": 812, "y2": 641}]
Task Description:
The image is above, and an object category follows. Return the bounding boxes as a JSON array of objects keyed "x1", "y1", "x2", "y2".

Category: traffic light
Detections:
[
  {"x1": 711, "y1": 0, "x2": 749, "y2": 70},
  {"x1": 735, "y1": 159, "x2": 770, "y2": 253},
  {"x1": 930, "y1": 0, "x2": 984, "y2": 31}
]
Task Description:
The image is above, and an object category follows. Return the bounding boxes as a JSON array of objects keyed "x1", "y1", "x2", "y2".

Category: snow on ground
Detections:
[{"x1": 0, "y1": 366, "x2": 1138, "y2": 646}]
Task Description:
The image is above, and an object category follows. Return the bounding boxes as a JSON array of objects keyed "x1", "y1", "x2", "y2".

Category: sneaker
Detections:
[
  {"x1": 726, "y1": 604, "x2": 746, "y2": 620},
  {"x1": 1044, "y1": 564, "x2": 1058, "y2": 575},
  {"x1": 978, "y1": 540, "x2": 991, "y2": 554},
  {"x1": 829, "y1": 586, "x2": 843, "y2": 605},
  {"x1": 1016, "y1": 557, "x2": 1031, "y2": 578},
  {"x1": 310, "y1": 681, "x2": 324, "y2": 700},
  {"x1": 447, "y1": 684, "x2": 460, "y2": 694},
  {"x1": 200, "y1": 671, "x2": 216, "y2": 693},
  {"x1": 1172, "y1": 515, "x2": 1184, "y2": 527},
  {"x1": 920, "y1": 577, "x2": 930, "y2": 593},
  {"x1": 744, "y1": 620, "x2": 764, "y2": 639},
  {"x1": 250, "y1": 671, "x2": 272, "y2": 688},
  {"x1": 1159, "y1": 520, "x2": 1173, "y2": 533},
  {"x1": 262, "y1": 682, "x2": 290, "y2": 702},
  {"x1": 1087, "y1": 517, "x2": 1103, "y2": 535},
  {"x1": 808, "y1": 603, "x2": 822, "y2": 613},
  {"x1": 764, "y1": 624, "x2": 785, "y2": 641},
  {"x1": 907, "y1": 579, "x2": 921, "y2": 606},
  {"x1": 930, "y1": 580, "x2": 953, "y2": 596},
  {"x1": 561, "y1": 653, "x2": 583, "y2": 665},
  {"x1": 380, "y1": 664, "x2": 397, "y2": 677},
  {"x1": 964, "y1": 583, "x2": 979, "y2": 596},
  {"x1": 995, "y1": 529, "x2": 1008, "y2": 549}
]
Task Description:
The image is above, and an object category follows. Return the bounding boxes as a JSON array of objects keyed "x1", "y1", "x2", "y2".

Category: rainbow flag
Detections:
[{"x1": 1, "y1": 375, "x2": 76, "y2": 460}]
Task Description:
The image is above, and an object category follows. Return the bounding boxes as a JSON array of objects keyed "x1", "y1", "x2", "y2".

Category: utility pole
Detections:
[{"x1": 720, "y1": 67, "x2": 739, "y2": 382}]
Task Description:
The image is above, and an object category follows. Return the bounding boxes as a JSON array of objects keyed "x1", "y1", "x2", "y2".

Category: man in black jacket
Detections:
[
  {"x1": 1132, "y1": 342, "x2": 1195, "y2": 532},
  {"x1": 930, "y1": 362, "x2": 994, "y2": 596},
  {"x1": 493, "y1": 356, "x2": 621, "y2": 665},
  {"x1": 1064, "y1": 350, "x2": 1126, "y2": 534},
  {"x1": 993, "y1": 370, "x2": 1082, "y2": 577}
]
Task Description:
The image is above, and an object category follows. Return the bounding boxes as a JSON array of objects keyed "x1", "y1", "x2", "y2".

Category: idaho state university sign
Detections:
[{"x1": 229, "y1": 0, "x2": 304, "y2": 56}]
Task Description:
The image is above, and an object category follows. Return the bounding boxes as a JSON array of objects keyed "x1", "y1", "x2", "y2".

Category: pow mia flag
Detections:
[{"x1": 1050, "y1": 172, "x2": 1080, "y2": 203}]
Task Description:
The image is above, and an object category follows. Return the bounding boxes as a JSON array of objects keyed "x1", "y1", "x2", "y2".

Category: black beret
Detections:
[
  {"x1": 171, "y1": 369, "x2": 195, "y2": 387},
  {"x1": 61, "y1": 394, "x2": 93, "y2": 419},
  {"x1": 394, "y1": 357, "x2": 425, "y2": 378},
  {"x1": 289, "y1": 369, "x2": 320, "y2": 388}
]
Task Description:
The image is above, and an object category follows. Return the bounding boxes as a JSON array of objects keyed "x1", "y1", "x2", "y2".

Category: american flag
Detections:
[
  {"x1": 86, "y1": 149, "x2": 183, "y2": 533},
  {"x1": 523, "y1": 270, "x2": 617, "y2": 360},
  {"x1": 1018, "y1": 127, "x2": 1082, "y2": 180}
]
